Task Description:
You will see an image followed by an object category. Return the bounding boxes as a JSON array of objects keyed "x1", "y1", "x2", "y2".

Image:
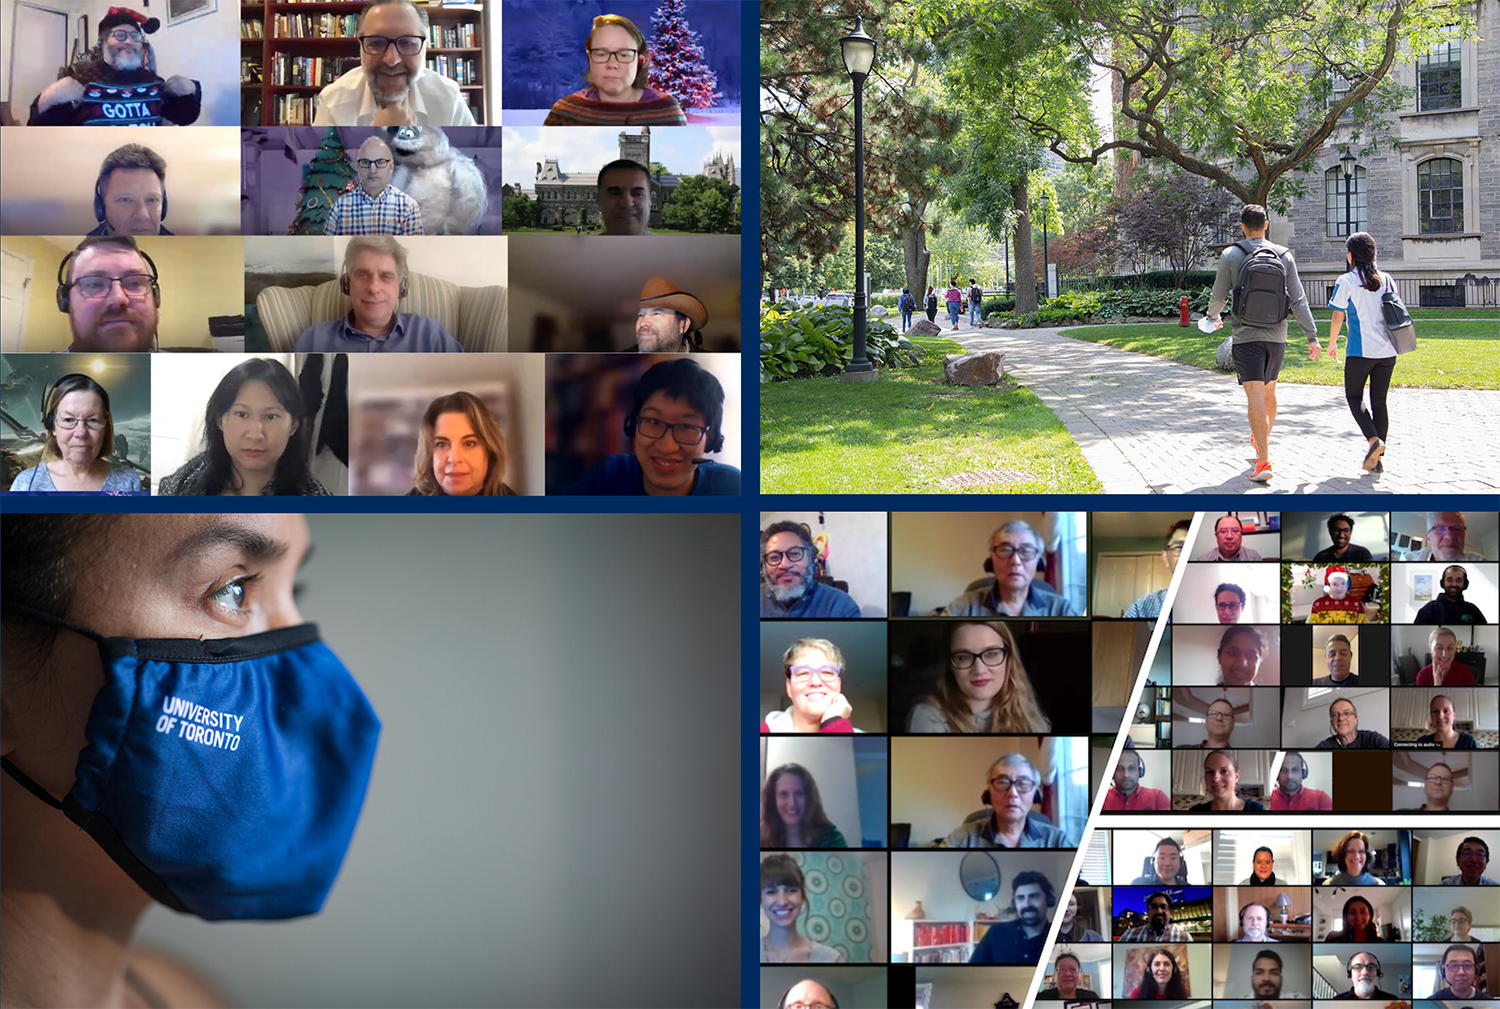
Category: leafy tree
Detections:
[
  {"x1": 1116, "y1": 171, "x2": 1235, "y2": 284},
  {"x1": 649, "y1": 162, "x2": 670, "y2": 178},
  {"x1": 501, "y1": 191, "x2": 537, "y2": 230},
  {"x1": 661, "y1": 175, "x2": 738, "y2": 232}
]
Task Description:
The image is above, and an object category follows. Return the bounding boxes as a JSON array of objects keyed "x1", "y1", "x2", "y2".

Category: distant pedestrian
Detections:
[
  {"x1": 968, "y1": 277, "x2": 983, "y2": 326},
  {"x1": 945, "y1": 280, "x2": 962, "y2": 330},
  {"x1": 1319, "y1": 232, "x2": 1400, "y2": 475},
  {"x1": 1204, "y1": 204, "x2": 1318, "y2": 484},
  {"x1": 898, "y1": 286, "x2": 916, "y2": 333},
  {"x1": 925, "y1": 285, "x2": 938, "y2": 323}
]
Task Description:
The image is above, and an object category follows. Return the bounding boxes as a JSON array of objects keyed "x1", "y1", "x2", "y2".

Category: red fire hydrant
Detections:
[{"x1": 1178, "y1": 295, "x2": 1191, "y2": 327}]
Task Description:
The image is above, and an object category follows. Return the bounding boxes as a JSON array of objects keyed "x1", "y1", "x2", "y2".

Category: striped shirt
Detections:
[
  {"x1": 326, "y1": 185, "x2": 423, "y2": 236},
  {"x1": 543, "y1": 87, "x2": 687, "y2": 126}
]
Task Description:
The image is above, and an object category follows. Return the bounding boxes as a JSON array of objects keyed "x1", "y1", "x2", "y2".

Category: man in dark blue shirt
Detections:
[
  {"x1": 969, "y1": 870, "x2": 1052, "y2": 964},
  {"x1": 1312, "y1": 513, "x2": 1374, "y2": 563},
  {"x1": 760, "y1": 521, "x2": 860, "y2": 618}
]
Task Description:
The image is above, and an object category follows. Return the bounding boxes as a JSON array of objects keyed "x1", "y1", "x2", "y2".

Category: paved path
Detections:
[{"x1": 938, "y1": 324, "x2": 1500, "y2": 495}]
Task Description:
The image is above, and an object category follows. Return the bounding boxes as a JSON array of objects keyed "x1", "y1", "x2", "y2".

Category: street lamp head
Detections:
[
  {"x1": 841, "y1": 15, "x2": 876, "y2": 78},
  {"x1": 1341, "y1": 149, "x2": 1356, "y2": 178},
  {"x1": 1038, "y1": 191, "x2": 1051, "y2": 206}
]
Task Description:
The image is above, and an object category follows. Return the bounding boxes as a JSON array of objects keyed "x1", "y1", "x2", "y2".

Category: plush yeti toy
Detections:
[
  {"x1": 388, "y1": 126, "x2": 487, "y2": 236},
  {"x1": 1309, "y1": 566, "x2": 1367, "y2": 624}
]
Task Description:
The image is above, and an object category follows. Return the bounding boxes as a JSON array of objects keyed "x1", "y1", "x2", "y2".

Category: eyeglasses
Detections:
[
  {"x1": 1147, "y1": 902, "x2": 1171, "y2": 911},
  {"x1": 359, "y1": 34, "x2": 425, "y2": 56},
  {"x1": 950, "y1": 646, "x2": 1010, "y2": 670},
  {"x1": 634, "y1": 416, "x2": 708, "y2": 445},
  {"x1": 54, "y1": 416, "x2": 106, "y2": 431},
  {"x1": 107, "y1": 28, "x2": 143, "y2": 42},
  {"x1": 788, "y1": 665, "x2": 841, "y2": 684},
  {"x1": 588, "y1": 47, "x2": 639, "y2": 63},
  {"x1": 1426, "y1": 773, "x2": 1454, "y2": 784},
  {"x1": 988, "y1": 776, "x2": 1036, "y2": 793},
  {"x1": 356, "y1": 158, "x2": 391, "y2": 170},
  {"x1": 1430, "y1": 524, "x2": 1467, "y2": 536},
  {"x1": 1331, "y1": 526, "x2": 1353, "y2": 535},
  {"x1": 1444, "y1": 961, "x2": 1476, "y2": 973},
  {"x1": 1205, "y1": 711, "x2": 1234, "y2": 721},
  {"x1": 764, "y1": 546, "x2": 810, "y2": 567},
  {"x1": 1165, "y1": 542, "x2": 1185, "y2": 555},
  {"x1": 1215, "y1": 602, "x2": 1243, "y2": 610},
  {"x1": 991, "y1": 544, "x2": 1040, "y2": 561},
  {"x1": 786, "y1": 1003, "x2": 833, "y2": 1009},
  {"x1": 1350, "y1": 963, "x2": 1380, "y2": 973},
  {"x1": 70, "y1": 274, "x2": 154, "y2": 299}
]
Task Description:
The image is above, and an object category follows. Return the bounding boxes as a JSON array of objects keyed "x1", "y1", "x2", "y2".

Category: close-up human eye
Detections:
[{"x1": 206, "y1": 573, "x2": 259, "y2": 616}]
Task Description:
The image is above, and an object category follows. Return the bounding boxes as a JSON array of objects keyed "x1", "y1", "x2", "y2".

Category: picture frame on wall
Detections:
[{"x1": 166, "y1": 0, "x2": 217, "y2": 27}]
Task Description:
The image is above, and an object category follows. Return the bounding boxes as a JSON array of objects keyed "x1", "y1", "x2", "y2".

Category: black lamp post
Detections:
[
  {"x1": 840, "y1": 15, "x2": 877, "y2": 380},
  {"x1": 1340, "y1": 149, "x2": 1357, "y2": 237},
  {"x1": 1038, "y1": 190, "x2": 1051, "y2": 302},
  {"x1": 1004, "y1": 233, "x2": 1010, "y2": 294}
]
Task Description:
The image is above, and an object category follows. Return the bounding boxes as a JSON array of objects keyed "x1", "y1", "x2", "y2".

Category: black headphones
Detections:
[
  {"x1": 623, "y1": 412, "x2": 725, "y2": 453},
  {"x1": 1239, "y1": 902, "x2": 1267, "y2": 925},
  {"x1": 94, "y1": 175, "x2": 168, "y2": 225},
  {"x1": 340, "y1": 266, "x2": 408, "y2": 299},
  {"x1": 1442, "y1": 565, "x2": 1470, "y2": 591},
  {"x1": 1119, "y1": 752, "x2": 1146, "y2": 778},
  {"x1": 1347, "y1": 954, "x2": 1382, "y2": 979},
  {"x1": 56, "y1": 244, "x2": 161, "y2": 312},
  {"x1": 777, "y1": 986, "x2": 840, "y2": 1009},
  {"x1": 40, "y1": 374, "x2": 104, "y2": 431}
]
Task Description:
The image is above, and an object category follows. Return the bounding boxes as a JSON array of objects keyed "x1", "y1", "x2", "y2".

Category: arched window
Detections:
[
  {"x1": 1417, "y1": 158, "x2": 1464, "y2": 234},
  {"x1": 1324, "y1": 165, "x2": 1368, "y2": 237}
]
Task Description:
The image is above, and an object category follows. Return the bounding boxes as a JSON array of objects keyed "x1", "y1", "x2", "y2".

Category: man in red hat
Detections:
[
  {"x1": 1308, "y1": 566, "x2": 1367, "y2": 624},
  {"x1": 632, "y1": 278, "x2": 705, "y2": 353},
  {"x1": 29, "y1": 7, "x2": 200, "y2": 126}
]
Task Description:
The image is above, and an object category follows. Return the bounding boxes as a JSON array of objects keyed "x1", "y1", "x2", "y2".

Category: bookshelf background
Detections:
[{"x1": 241, "y1": 1, "x2": 488, "y2": 125}]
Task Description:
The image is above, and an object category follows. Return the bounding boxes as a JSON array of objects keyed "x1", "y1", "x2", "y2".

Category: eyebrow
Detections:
[{"x1": 166, "y1": 522, "x2": 293, "y2": 572}]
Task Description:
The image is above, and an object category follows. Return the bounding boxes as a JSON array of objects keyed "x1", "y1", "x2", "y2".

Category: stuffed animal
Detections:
[{"x1": 388, "y1": 126, "x2": 487, "y2": 235}]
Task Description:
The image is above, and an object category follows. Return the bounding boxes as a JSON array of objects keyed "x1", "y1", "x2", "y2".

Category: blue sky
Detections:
[{"x1": 501, "y1": 126, "x2": 740, "y2": 188}]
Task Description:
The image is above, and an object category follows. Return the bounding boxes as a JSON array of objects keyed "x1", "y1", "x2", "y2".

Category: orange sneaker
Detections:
[{"x1": 1249, "y1": 460, "x2": 1273, "y2": 482}]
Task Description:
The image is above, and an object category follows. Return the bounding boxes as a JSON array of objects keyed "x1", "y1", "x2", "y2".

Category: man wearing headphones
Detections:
[
  {"x1": 1234, "y1": 903, "x2": 1277, "y2": 943},
  {"x1": 759, "y1": 522, "x2": 861, "y2": 618},
  {"x1": 969, "y1": 870, "x2": 1054, "y2": 963},
  {"x1": 1240, "y1": 846, "x2": 1287, "y2": 884},
  {"x1": 631, "y1": 279, "x2": 706, "y2": 353},
  {"x1": 1270, "y1": 753, "x2": 1332, "y2": 810},
  {"x1": 1431, "y1": 944, "x2": 1485, "y2": 999},
  {"x1": 1414, "y1": 566, "x2": 1488, "y2": 625},
  {"x1": 1035, "y1": 951, "x2": 1101, "y2": 1000},
  {"x1": 1335, "y1": 951, "x2": 1397, "y2": 999},
  {"x1": 1130, "y1": 837, "x2": 1189, "y2": 886},
  {"x1": 566, "y1": 358, "x2": 740, "y2": 495},
  {"x1": 776, "y1": 979, "x2": 837, "y2": 1009},
  {"x1": 943, "y1": 754, "x2": 1073, "y2": 848},
  {"x1": 86, "y1": 144, "x2": 172, "y2": 237},
  {"x1": 1102, "y1": 749, "x2": 1170, "y2": 811},
  {"x1": 293, "y1": 237, "x2": 461, "y2": 352},
  {"x1": 945, "y1": 521, "x2": 1081, "y2": 617},
  {"x1": 53, "y1": 236, "x2": 159, "y2": 352}
]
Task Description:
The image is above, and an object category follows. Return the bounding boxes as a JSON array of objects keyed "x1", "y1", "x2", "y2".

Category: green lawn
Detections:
[
  {"x1": 760, "y1": 335, "x2": 1104, "y2": 494},
  {"x1": 1057, "y1": 320, "x2": 1500, "y2": 389},
  {"x1": 1309, "y1": 306, "x2": 1500, "y2": 320}
]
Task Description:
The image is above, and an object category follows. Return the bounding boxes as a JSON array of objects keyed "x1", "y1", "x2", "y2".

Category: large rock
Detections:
[
  {"x1": 1214, "y1": 335, "x2": 1235, "y2": 371},
  {"x1": 909, "y1": 319, "x2": 943, "y2": 337},
  {"x1": 944, "y1": 350, "x2": 1005, "y2": 385}
]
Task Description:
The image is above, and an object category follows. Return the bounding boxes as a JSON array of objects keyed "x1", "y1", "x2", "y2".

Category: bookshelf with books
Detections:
[{"x1": 240, "y1": 0, "x2": 487, "y2": 125}]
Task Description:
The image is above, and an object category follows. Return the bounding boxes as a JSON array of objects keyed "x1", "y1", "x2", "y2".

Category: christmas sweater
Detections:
[
  {"x1": 28, "y1": 60, "x2": 201, "y2": 125},
  {"x1": 543, "y1": 87, "x2": 686, "y2": 126},
  {"x1": 1308, "y1": 596, "x2": 1367, "y2": 624}
]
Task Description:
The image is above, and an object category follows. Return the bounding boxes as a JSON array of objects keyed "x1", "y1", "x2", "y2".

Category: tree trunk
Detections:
[
  {"x1": 902, "y1": 217, "x2": 931, "y2": 303},
  {"x1": 1013, "y1": 177, "x2": 1038, "y2": 313}
]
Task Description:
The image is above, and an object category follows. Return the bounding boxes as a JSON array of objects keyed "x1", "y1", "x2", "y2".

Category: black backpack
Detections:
[{"x1": 1231, "y1": 239, "x2": 1290, "y2": 327}]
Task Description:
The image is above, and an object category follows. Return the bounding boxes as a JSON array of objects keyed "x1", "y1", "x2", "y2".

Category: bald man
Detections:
[{"x1": 325, "y1": 135, "x2": 423, "y2": 235}]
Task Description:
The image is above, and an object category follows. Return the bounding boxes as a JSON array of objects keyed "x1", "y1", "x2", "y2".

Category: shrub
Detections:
[
  {"x1": 981, "y1": 296, "x2": 1015, "y2": 317},
  {"x1": 760, "y1": 304, "x2": 922, "y2": 380},
  {"x1": 1099, "y1": 286, "x2": 1213, "y2": 318},
  {"x1": 1045, "y1": 290, "x2": 1104, "y2": 315},
  {"x1": 1069, "y1": 270, "x2": 1218, "y2": 291}
]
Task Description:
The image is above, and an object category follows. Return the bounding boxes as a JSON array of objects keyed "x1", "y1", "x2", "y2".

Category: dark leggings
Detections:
[{"x1": 1344, "y1": 355, "x2": 1395, "y2": 441}]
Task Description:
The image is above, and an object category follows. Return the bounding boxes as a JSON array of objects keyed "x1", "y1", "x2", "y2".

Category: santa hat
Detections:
[
  {"x1": 99, "y1": 7, "x2": 161, "y2": 36},
  {"x1": 1323, "y1": 566, "x2": 1349, "y2": 595}
]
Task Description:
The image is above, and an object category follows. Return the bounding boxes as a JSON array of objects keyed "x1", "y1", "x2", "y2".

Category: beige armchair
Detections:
[{"x1": 256, "y1": 273, "x2": 507, "y2": 352}]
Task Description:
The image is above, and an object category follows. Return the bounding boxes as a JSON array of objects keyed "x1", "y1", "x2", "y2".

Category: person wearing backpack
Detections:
[
  {"x1": 968, "y1": 277, "x2": 984, "y2": 326},
  {"x1": 1316, "y1": 232, "x2": 1401, "y2": 474},
  {"x1": 899, "y1": 286, "x2": 916, "y2": 332},
  {"x1": 1204, "y1": 204, "x2": 1319, "y2": 483},
  {"x1": 925, "y1": 285, "x2": 939, "y2": 323}
]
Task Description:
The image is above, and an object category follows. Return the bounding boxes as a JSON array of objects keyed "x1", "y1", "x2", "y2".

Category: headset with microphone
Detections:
[
  {"x1": 1346, "y1": 954, "x2": 1383, "y2": 979},
  {"x1": 56, "y1": 244, "x2": 161, "y2": 312}
]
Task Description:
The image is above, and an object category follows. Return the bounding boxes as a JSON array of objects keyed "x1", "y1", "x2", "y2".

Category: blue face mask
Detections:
[{"x1": 2, "y1": 604, "x2": 380, "y2": 921}]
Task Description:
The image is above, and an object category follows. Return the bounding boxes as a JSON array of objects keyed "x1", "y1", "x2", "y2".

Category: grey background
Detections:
[{"x1": 134, "y1": 513, "x2": 741, "y2": 1008}]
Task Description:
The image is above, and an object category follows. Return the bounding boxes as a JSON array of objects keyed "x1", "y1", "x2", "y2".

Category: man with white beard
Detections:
[
  {"x1": 314, "y1": 0, "x2": 476, "y2": 126},
  {"x1": 759, "y1": 522, "x2": 861, "y2": 618},
  {"x1": 29, "y1": 7, "x2": 200, "y2": 125}
]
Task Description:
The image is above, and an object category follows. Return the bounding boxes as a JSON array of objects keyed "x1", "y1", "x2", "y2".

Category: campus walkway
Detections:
[{"x1": 942, "y1": 324, "x2": 1500, "y2": 495}]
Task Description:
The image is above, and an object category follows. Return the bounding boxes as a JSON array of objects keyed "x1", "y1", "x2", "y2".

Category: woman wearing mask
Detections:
[{"x1": 1320, "y1": 232, "x2": 1400, "y2": 474}]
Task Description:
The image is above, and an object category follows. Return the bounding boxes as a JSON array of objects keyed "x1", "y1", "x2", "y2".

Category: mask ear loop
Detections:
[
  {"x1": 0, "y1": 599, "x2": 106, "y2": 645},
  {"x1": 0, "y1": 757, "x2": 65, "y2": 809}
]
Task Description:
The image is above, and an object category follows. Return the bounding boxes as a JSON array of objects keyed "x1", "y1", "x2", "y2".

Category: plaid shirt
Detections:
[
  {"x1": 1118, "y1": 922, "x2": 1193, "y2": 942},
  {"x1": 325, "y1": 185, "x2": 423, "y2": 236}
]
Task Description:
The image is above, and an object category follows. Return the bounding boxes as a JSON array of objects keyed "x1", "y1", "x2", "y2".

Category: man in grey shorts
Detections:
[{"x1": 1204, "y1": 204, "x2": 1318, "y2": 483}]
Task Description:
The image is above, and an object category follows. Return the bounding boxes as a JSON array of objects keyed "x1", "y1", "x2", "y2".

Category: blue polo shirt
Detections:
[
  {"x1": 565, "y1": 455, "x2": 740, "y2": 496},
  {"x1": 293, "y1": 313, "x2": 464, "y2": 352}
]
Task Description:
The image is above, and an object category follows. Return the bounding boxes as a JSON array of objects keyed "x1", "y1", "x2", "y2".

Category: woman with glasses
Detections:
[
  {"x1": 942, "y1": 753, "x2": 1072, "y2": 848},
  {"x1": 544, "y1": 14, "x2": 687, "y2": 126},
  {"x1": 1415, "y1": 695, "x2": 1478, "y2": 749},
  {"x1": 1187, "y1": 749, "x2": 1265, "y2": 811},
  {"x1": 760, "y1": 764, "x2": 847, "y2": 849},
  {"x1": 908, "y1": 621, "x2": 1051, "y2": 733},
  {"x1": 1321, "y1": 830, "x2": 1385, "y2": 885},
  {"x1": 761, "y1": 639, "x2": 859, "y2": 734},
  {"x1": 8, "y1": 374, "x2": 142, "y2": 493}
]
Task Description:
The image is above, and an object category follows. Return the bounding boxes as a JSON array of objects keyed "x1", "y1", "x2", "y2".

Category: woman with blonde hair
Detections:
[
  {"x1": 8, "y1": 373, "x2": 141, "y2": 493},
  {"x1": 543, "y1": 14, "x2": 687, "y2": 125},
  {"x1": 760, "y1": 764, "x2": 846, "y2": 849},
  {"x1": 408, "y1": 391, "x2": 517, "y2": 496},
  {"x1": 908, "y1": 621, "x2": 1050, "y2": 733}
]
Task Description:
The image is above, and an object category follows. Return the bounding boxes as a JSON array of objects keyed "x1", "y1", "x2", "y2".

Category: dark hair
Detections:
[
  {"x1": 1328, "y1": 513, "x2": 1355, "y2": 536},
  {"x1": 1241, "y1": 204, "x2": 1268, "y2": 229},
  {"x1": 1346, "y1": 232, "x2": 1382, "y2": 292},
  {"x1": 200, "y1": 358, "x2": 311, "y2": 496},
  {"x1": 1339, "y1": 896, "x2": 1378, "y2": 941},
  {"x1": 1458, "y1": 836, "x2": 1490, "y2": 860},
  {"x1": 1218, "y1": 625, "x2": 1267, "y2": 656},
  {"x1": 97, "y1": 143, "x2": 166, "y2": 196},
  {"x1": 412, "y1": 391, "x2": 508, "y2": 496},
  {"x1": 1253, "y1": 949, "x2": 1283, "y2": 970},
  {"x1": 1054, "y1": 952, "x2": 1082, "y2": 969},
  {"x1": 1011, "y1": 869, "x2": 1054, "y2": 905},
  {"x1": 1154, "y1": 837, "x2": 1182, "y2": 855},
  {"x1": 1333, "y1": 830, "x2": 1373, "y2": 871},
  {"x1": 759, "y1": 852, "x2": 805, "y2": 891},
  {"x1": 596, "y1": 158, "x2": 650, "y2": 189},
  {"x1": 0, "y1": 515, "x2": 120, "y2": 664},
  {"x1": 1214, "y1": 514, "x2": 1243, "y2": 532},
  {"x1": 1442, "y1": 942, "x2": 1477, "y2": 966},
  {"x1": 1215, "y1": 583, "x2": 1246, "y2": 605},
  {"x1": 1139, "y1": 947, "x2": 1188, "y2": 998},
  {"x1": 1164, "y1": 518, "x2": 1191, "y2": 548},
  {"x1": 1327, "y1": 634, "x2": 1352, "y2": 650},
  {"x1": 1147, "y1": 889, "x2": 1173, "y2": 908},
  {"x1": 631, "y1": 359, "x2": 724, "y2": 453},
  {"x1": 40, "y1": 373, "x2": 115, "y2": 462},
  {"x1": 65, "y1": 234, "x2": 149, "y2": 285},
  {"x1": 760, "y1": 763, "x2": 837, "y2": 848},
  {"x1": 1254, "y1": 845, "x2": 1274, "y2": 860},
  {"x1": 761, "y1": 521, "x2": 814, "y2": 556}
]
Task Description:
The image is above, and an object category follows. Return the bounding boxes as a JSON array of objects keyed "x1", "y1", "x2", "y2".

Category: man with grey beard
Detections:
[
  {"x1": 759, "y1": 522, "x2": 861, "y2": 618},
  {"x1": 29, "y1": 7, "x2": 200, "y2": 125},
  {"x1": 314, "y1": 0, "x2": 476, "y2": 126}
]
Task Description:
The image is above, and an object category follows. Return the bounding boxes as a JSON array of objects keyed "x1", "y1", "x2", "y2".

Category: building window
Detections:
[
  {"x1": 1327, "y1": 74, "x2": 1354, "y2": 120},
  {"x1": 1324, "y1": 165, "x2": 1368, "y2": 237},
  {"x1": 1417, "y1": 158, "x2": 1464, "y2": 233},
  {"x1": 1417, "y1": 40, "x2": 1462, "y2": 111}
]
